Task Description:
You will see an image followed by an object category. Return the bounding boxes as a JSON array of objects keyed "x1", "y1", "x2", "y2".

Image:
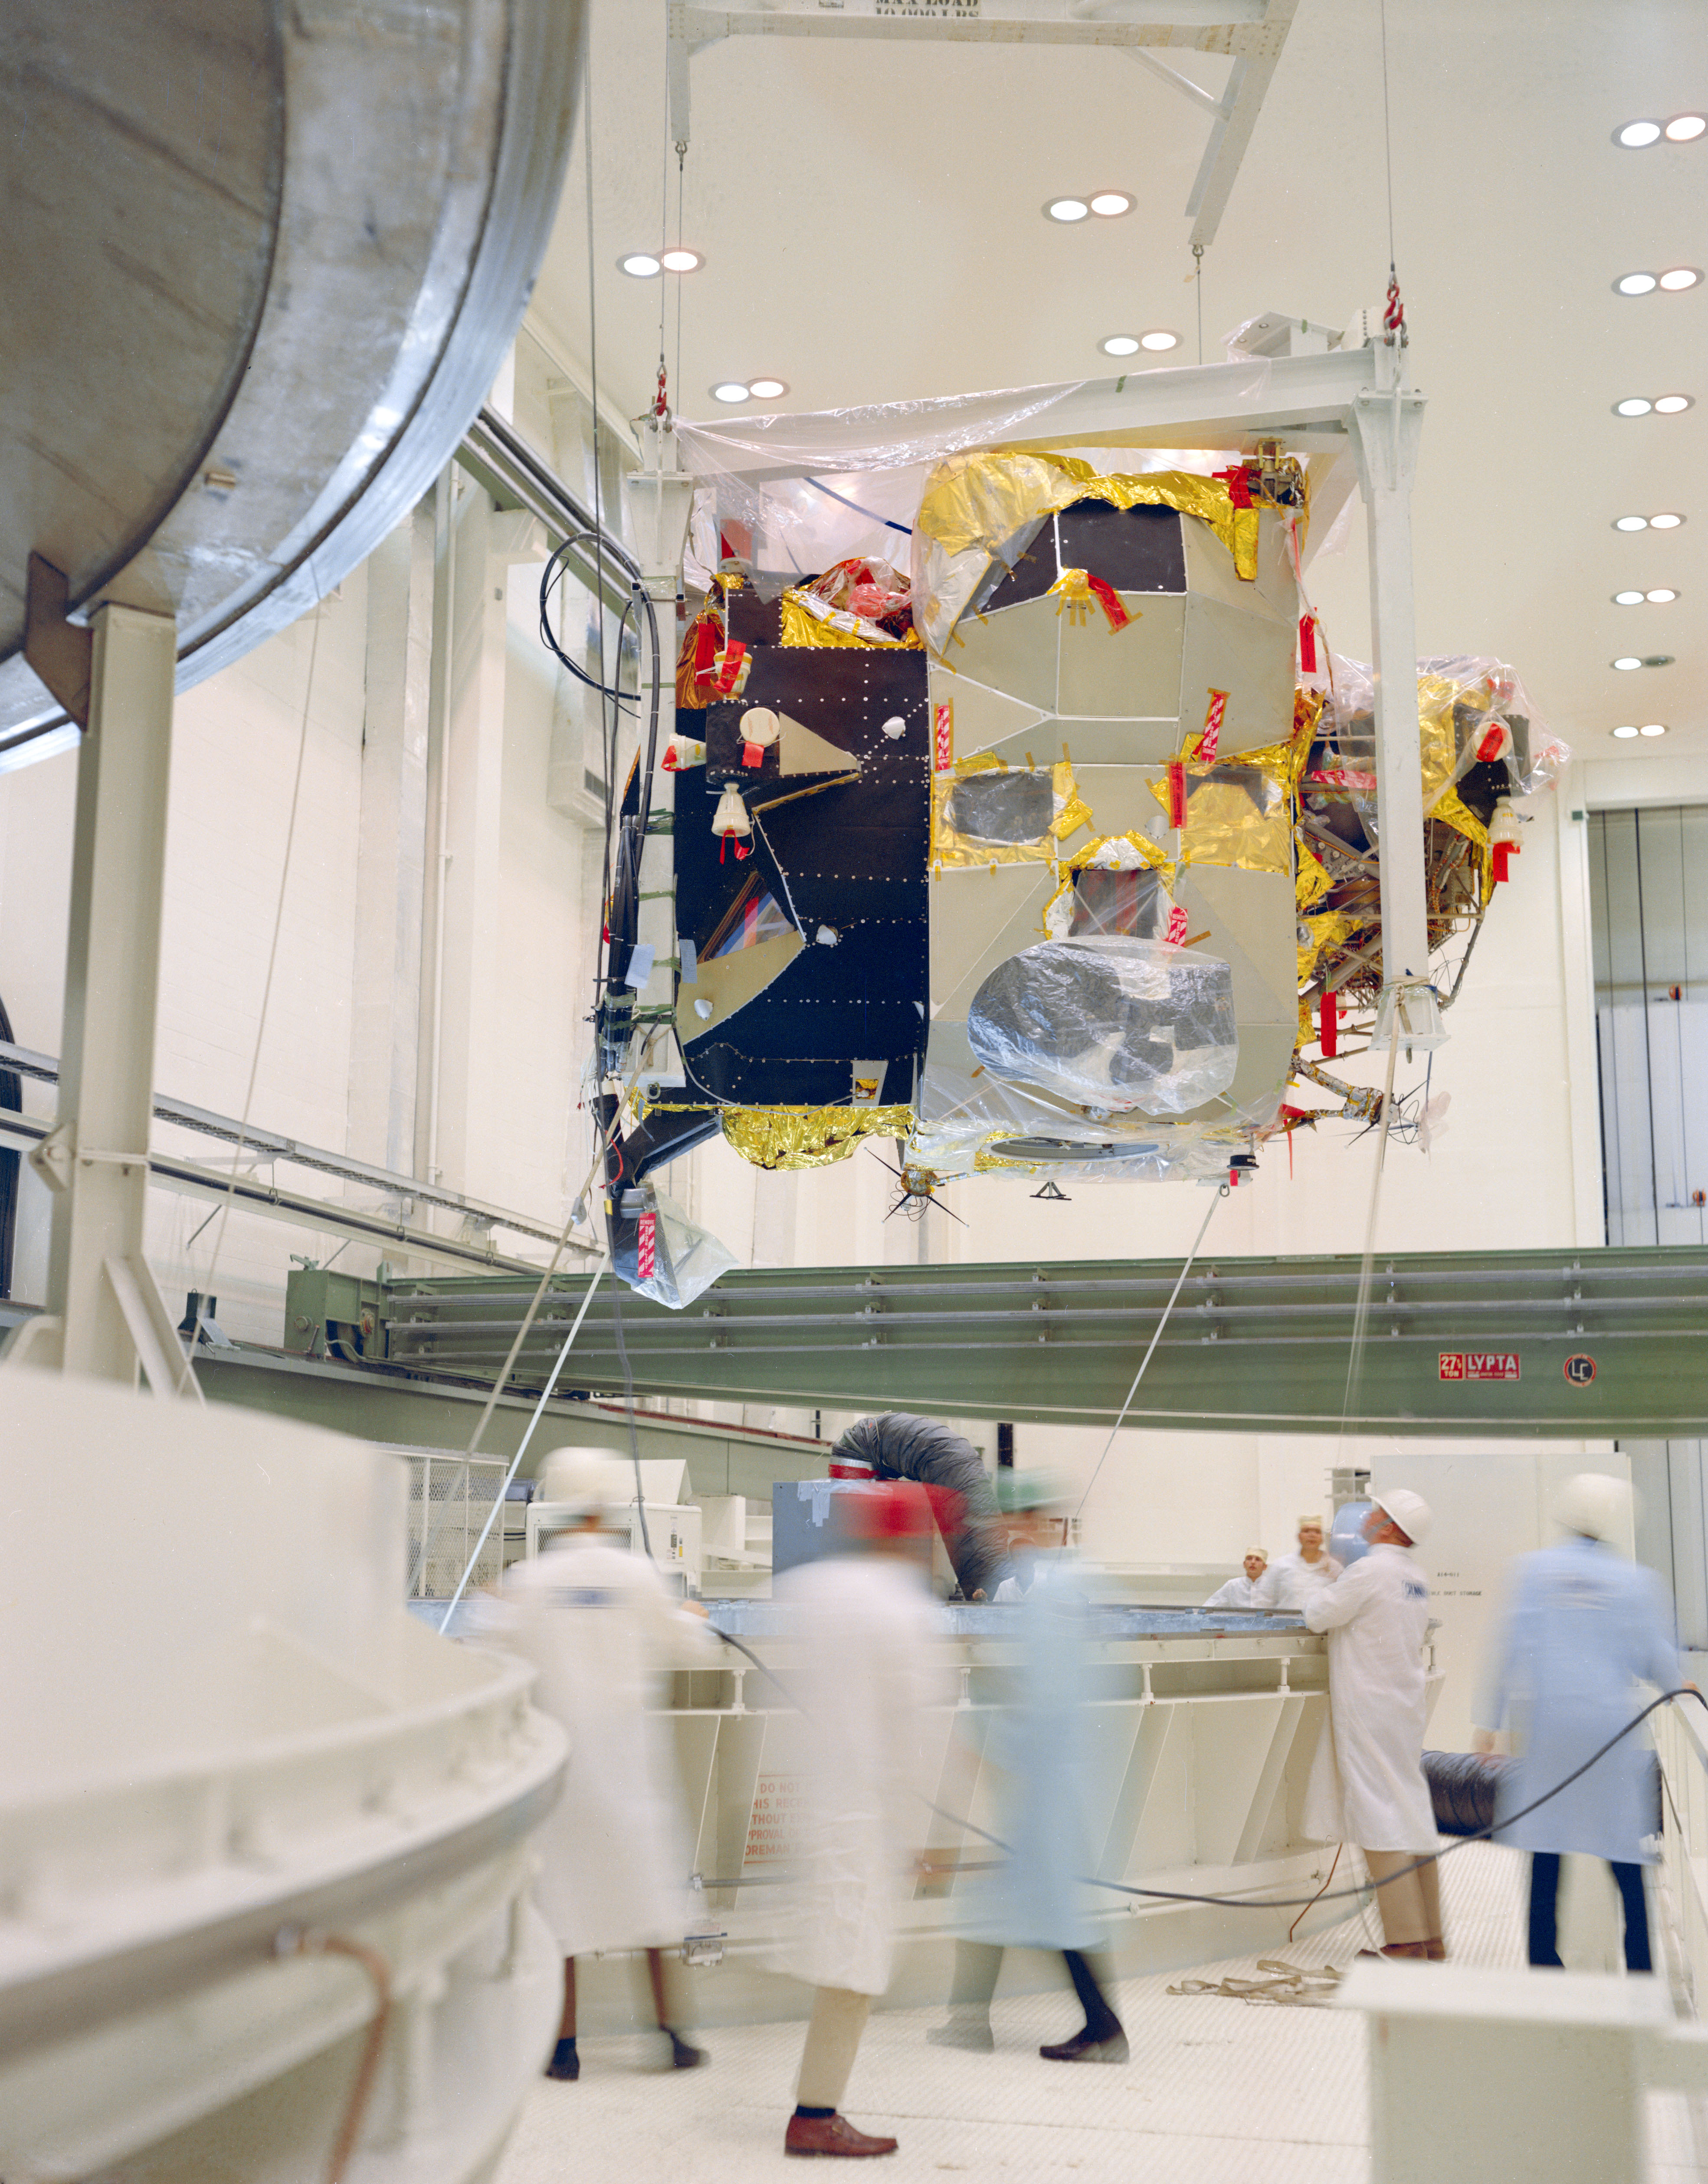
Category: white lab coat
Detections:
[
  {"x1": 1203, "y1": 1573, "x2": 1269, "y2": 1610},
  {"x1": 771, "y1": 1553, "x2": 942, "y2": 1996},
  {"x1": 1301, "y1": 1544, "x2": 1437, "y2": 1853},
  {"x1": 1259, "y1": 1551, "x2": 1344, "y2": 1612},
  {"x1": 1475, "y1": 1536, "x2": 1681, "y2": 1865},
  {"x1": 492, "y1": 1534, "x2": 720, "y2": 1955}
]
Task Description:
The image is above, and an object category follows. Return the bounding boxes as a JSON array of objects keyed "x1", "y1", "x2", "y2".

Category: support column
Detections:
[
  {"x1": 38, "y1": 603, "x2": 181, "y2": 1384},
  {"x1": 1347, "y1": 372, "x2": 1432, "y2": 1006}
]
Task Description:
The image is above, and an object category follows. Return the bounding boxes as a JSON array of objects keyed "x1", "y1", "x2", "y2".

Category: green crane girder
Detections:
[{"x1": 305, "y1": 1246, "x2": 1708, "y2": 1440}]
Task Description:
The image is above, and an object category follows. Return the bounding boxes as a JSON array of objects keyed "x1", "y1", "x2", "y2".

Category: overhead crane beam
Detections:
[{"x1": 288, "y1": 1247, "x2": 1708, "y2": 1440}]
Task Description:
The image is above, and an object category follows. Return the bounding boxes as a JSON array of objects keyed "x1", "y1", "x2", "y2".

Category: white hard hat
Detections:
[
  {"x1": 536, "y1": 1446, "x2": 623, "y2": 1517},
  {"x1": 1554, "y1": 1472, "x2": 1631, "y2": 1545},
  {"x1": 1372, "y1": 1487, "x2": 1432, "y2": 1547}
]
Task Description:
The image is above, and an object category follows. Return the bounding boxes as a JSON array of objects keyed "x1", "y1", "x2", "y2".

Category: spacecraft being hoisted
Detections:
[{"x1": 578, "y1": 344, "x2": 1566, "y2": 1295}]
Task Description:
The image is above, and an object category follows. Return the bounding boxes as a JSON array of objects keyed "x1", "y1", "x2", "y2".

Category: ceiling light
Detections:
[
  {"x1": 1616, "y1": 120, "x2": 1662, "y2": 147},
  {"x1": 746, "y1": 377, "x2": 788, "y2": 400},
  {"x1": 1612, "y1": 724, "x2": 1640, "y2": 738},
  {"x1": 659, "y1": 247, "x2": 703, "y2": 273},
  {"x1": 1659, "y1": 266, "x2": 1702, "y2": 290},
  {"x1": 1045, "y1": 197, "x2": 1089, "y2": 222},
  {"x1": 619, "y1": 252, "x2": 662, "y2": 278},
  {"x1": 1139, "y1": 330, "x2": 1179, "y2": 351},
  {"x1": 1613, "y1": 656, "x2": 1643, "y2": 669},
  {"x1": 1616, "y1": 271, "x2": 1659, "y2": 294},
  {"x1": 1666, "y1": 114, "x2": 1706, "y2": 141},
  {"x1": 1089, "y1": 191, "x2": 1134, "y2": 216},
  {"x1": 1654, "y1": 394, "x2": 1694, "y2": 412},
  {"x1": 711, "y1": 382, "x2": 750, "y2": 404},
  {"x1": 1651, "y1": 512, "x2": 1685, "y2": 528},
  {"x1": 1646, "y1": 588, "x2": 1678, "y2": 603},
  {"x1": 1614, "y1": 590, "x2": 1647, "y2": 605},
  {"x1": 1615, "y1": 515, "x2": 1649, "y2": 530},
  {"x1": 1101, "y1": 334, "x2": 1141, "y2": 356},
  {"x1": 1640, "y1": 722, "x2": 1668, "y2": 737},
  {"x1": 1615, "y1": 397, "x2": 1654, "y2": 415}
]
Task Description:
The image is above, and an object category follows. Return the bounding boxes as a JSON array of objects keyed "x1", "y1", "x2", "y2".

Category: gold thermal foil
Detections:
[
  {"x1": 1295, "y1": 840, "x2": 1333, "y2": 912},
  {"x1": 1151, "y1": 763, "x2": 1293, "y2": 875},
  {"x1": 721, "y1": 1105, "x2": 915, "y2": 1170},
  {"x1": 918, "y1": 451, "x2": 1258, "y2": 577},
  {"x1": 780, "y1": 590, "x2": 923, "y2": 649}
]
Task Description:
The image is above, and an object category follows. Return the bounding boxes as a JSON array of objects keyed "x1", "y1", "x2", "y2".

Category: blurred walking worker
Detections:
[
  {"x1": 492, "y1": 1446, "x2": 720, "y2": 2080},
  {"x1": 1301, "y1": 1489, "x2": 1445, "y2": 1960},
  {"x1": 1259, "y1": 1514, "x2": 1342, "y2": 1610},
  {"x1": 1474, "y1": 1472, "x2": 1691, "y2": 1974},
  {"x1": 775, "y1": 1480, "x2": 942, "y2": 2158},
  {"x1": 930, "y1": 1472, "x2": 1127, "y2": 2063}
]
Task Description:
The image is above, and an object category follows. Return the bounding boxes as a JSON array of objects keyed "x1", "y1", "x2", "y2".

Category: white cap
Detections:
[
  {"x1": 1245, "y1": 1545, "x2": 1269, "y2": 1561},
  {"x1": 1554, "y1": 1472, "x2": 1632, "y2": 1545},
  {"x1": 536, "y1": 1446, "x2": 623, "y2": 1517},
  {"x1": 1372, "y1": 1487, "x2": 1432, "y2": 1547}
]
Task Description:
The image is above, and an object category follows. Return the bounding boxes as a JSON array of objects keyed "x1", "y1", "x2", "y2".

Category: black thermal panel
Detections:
[{"x1": 1055, "y1": 501, "x2": 1186, "y2": 593}]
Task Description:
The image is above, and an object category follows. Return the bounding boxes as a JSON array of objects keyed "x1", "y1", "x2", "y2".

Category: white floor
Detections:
[{"x1": 494, "y1": 1846, "x2": 1707, "y2": 2184}]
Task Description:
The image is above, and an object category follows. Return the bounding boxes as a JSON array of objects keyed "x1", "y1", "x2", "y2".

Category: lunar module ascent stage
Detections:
[{"x1": 593, "y1": 349, "x2": 1561, "y2": 1282}]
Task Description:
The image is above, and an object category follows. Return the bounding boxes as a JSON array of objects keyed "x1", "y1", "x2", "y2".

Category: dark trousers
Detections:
[
  {"x1": 949, "y1": 1939, "x2": 1123, "y2": 2038},
  {"x1": 1528, "y1": 1851, "x2": 1652, "y2": 1973}
]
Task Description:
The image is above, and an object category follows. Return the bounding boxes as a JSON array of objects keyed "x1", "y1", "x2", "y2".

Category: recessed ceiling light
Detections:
[
  {"x1": 711, "y1": 382, "x2": 750, "y2": 404},
  {"x1": 1613, "y1": 656, "x2": 1643, "y2": 669},
  {"x1": 1616, "y1": 397, "x2": 1654, "y2": 415},
  {"x1": 1616, "y1": 120, "x2": 1663, "y2": 148},
  {"x1": 659, "y1": 247, "x2": 704, "y2": 273},
  {"x1": 1089, "y1": 191, "x2": 1134, "y2": 216},
  {"x1": 1140, "y1": 330, "x2": 1179, "y2": 351},
  {"x1": 1101, "y1": 334, "x2": 1141, "y2": 356},
  {"x1": 619, "y1": 252, "x2": 662, "y2": 278},
  {"x1": 1045, "y1": 197, "x2": 1090, "y2": 222},
  {"x1": 1659, "y1": 266, "x2": 1702, "y2": 290},
  {"x1": 1654, "y1": 394, "x2": 1694, "y2": 412},
  {"x1": 1639, "y1": 722, "x2": 1668, "y2": 737},
  {"x1": 746, "y1": 377, "x2": 788, "y2": 400},
  {"x1": 1615, "y1": 514, "x2": 1649, "y2": 530},
  {"x1": 1616, "y1": 271, "x2": 1659, "y2": 294},
  {"x1": 1646, "y1": 588, "x2": 1678, "y2": 603},
  {"x1": 1612, "y1": 724, "x2": 1640, "y2": 738},
  {"x1": 1614, "y1": 590, "x2": 1647, "y2": 605},
  {"x1": 1650, "y1": 512, "x2": 1685, "y2": 528},
  {"x1": 1666, "y1": 114, "x2": 1706, "y2": 141}
]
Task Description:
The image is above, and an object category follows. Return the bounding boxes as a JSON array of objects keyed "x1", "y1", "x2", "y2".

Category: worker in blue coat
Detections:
[
  {"x1": 1473, "y1": 1473, "x2": 1691, "y2": 1973},
  {"x1": 928, "y1": 1472, "x2": 1127, "y2": 2063}
]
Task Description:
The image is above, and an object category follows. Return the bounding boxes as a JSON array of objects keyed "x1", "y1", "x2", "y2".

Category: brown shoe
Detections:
[{"x1": 785, "y1": 2112, "x2": 898, "y2": 2158}]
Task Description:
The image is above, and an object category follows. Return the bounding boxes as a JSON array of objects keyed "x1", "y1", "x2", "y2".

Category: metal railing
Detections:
[
  {"x1": 393, "y1": 1447, "x2": 515, "y2": 1600},
  {"x1": 1656, "y1": 1676, "x2": 1708, "y2": 2005}
]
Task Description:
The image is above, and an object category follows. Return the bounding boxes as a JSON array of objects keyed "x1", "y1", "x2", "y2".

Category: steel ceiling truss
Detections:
[
  {"x1": 300, "y1": 1247, "x2": 1708, "y2": 1439},
  {"x1": 666, "y1": 0, "x2": 1300, "y2": 250}
]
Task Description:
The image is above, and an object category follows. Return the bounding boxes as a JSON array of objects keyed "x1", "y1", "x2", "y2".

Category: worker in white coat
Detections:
[
  {"x1": 492, "y1": 1446, "x2": 721, "y2": 2080},
  {"x1": 1473, "y1": 1473, "x2": 1690, "y2": 1974},
  {"x1": 774, "y1": 1481, "x2": 943, "y2": 2158},
  {"x1": 931, "y1": 1472, "x2": 1127, "y2": 2063},
  {"x1": 1301, "y1": 1489, "x2": 1444, "y2": 1959},
  {"x1": 1258, "y1": 1515, "x2": 1342, "y2": 1610},
  {"x1": 1204, "y1": 1547, "x2": 1270, "y2": 1610}
]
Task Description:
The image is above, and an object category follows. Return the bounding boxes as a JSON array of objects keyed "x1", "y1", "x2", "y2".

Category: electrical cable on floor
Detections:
[{"x1": 707, "y1": 1626, "x2": 1705, "y2": 1914}]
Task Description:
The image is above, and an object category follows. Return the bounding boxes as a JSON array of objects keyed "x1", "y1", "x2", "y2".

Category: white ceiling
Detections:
[{"x1": 528, "y1": 0, "x2": 1706, "y2": 765}]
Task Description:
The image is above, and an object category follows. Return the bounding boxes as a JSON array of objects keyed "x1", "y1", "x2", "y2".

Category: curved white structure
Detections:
[{"x1": 0, "y1": 1372, "x2": 565, "y2": 2183}]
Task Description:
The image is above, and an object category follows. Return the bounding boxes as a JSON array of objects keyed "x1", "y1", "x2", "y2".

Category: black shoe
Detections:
[
  {"x1": 546, "y1": 2037, "x2": 580, "y2": 2080},
  {"x1": 664, "y1": 2027, "x2": 707, "y2": 2069},
  {"x1": 1039, "y1": 2027, "x2": 1128, "y2": 2064}
]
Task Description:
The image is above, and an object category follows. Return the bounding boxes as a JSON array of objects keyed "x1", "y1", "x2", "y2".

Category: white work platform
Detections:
[{"x1": 494, "y1": 1846, "x2": 1707, "y2": 2184}]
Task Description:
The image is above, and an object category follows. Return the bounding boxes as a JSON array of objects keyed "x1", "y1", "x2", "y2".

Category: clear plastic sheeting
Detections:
[
  {"x1": 1319, "y1": 654, "x2": 1570, "y2": 809},
  {"x1": 965, "y1": 937, "x2": 1237, "y2": 1117},
  {"x1": 614, "y1": 1186, "x2": 738, "y2": 1310}
]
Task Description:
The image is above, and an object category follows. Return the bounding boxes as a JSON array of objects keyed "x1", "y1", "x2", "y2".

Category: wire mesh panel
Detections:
[{"x1": 387, "y1": 1447, "x2": 511, "y2": 1599}]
